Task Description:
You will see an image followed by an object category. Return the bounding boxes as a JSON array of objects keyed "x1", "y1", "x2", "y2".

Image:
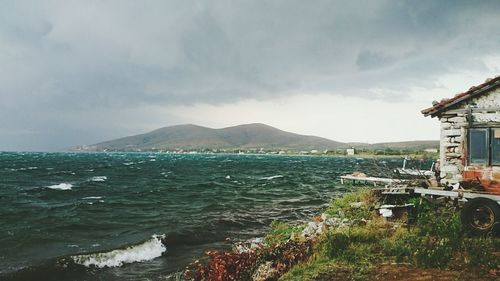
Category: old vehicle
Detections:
[{"x1": 414, "y1": 187, "x2": 500, "y2": 235}]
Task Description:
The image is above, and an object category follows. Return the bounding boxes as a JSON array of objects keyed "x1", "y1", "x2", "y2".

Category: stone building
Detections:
[{"x1": 421, "y1": 76, "x2": 500, "y2": 194}]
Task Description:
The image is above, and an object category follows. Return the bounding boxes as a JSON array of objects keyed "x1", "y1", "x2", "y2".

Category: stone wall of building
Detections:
[
  {"x1": 438, "y1": 112, "x2": 466, "y2": 184},
  {"x1": 437, "y1": 87, "x2": 500, "y2": 185}
]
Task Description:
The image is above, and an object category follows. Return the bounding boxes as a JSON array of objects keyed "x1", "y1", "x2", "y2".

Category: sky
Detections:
[{"x1": 2, "y1": 0, "x2": 500, "y2": 151}]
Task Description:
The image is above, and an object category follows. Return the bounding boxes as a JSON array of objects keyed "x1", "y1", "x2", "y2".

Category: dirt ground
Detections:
[{"x1": 369, "y1": 264, "x2": 499, "y2": 281}]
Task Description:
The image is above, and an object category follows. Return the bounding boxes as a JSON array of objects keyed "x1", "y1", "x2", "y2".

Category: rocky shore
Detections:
[{"x1": 176, "y1": 188, "x2": 500, "y2": 281}]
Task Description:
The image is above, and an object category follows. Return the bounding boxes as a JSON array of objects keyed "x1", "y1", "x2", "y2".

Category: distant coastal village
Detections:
[{"x1": 76, "y1": 145, "x2": 439, "y2": 157}]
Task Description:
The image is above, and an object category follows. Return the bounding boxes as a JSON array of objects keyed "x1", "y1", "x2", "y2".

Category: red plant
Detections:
[
  {"x1": 186, "y1": 250, "x2": 257, "y2": 281},
  {"x1": 185, "y1": 240, "x2": 313, "y2": 281},
  {"x1": 258, "y1": 240, "x2": 313, "y2": 276}
]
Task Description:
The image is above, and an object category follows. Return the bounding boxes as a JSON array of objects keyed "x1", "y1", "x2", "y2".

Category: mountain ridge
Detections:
[{"x1": 76, "y1": 123, "x2": 438, "y2": 152}]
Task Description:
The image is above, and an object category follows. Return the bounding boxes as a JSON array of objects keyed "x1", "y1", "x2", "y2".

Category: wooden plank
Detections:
[{"x1": 340, "y1": 175, "x2": 404, "y2": 185}]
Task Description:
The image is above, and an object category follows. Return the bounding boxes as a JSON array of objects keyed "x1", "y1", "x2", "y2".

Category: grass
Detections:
[
  {"x1": 279, "y1": 188, "x2": 500, "y2": 280},
  {"x1": 263, "y1": 221, "x2": 306, "y2": 246},
  {"x1": 324, "y1": 187, "x2": 377, "y2": 221}
]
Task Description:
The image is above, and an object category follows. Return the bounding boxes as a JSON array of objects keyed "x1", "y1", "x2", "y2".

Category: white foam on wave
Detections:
[
  {"x1": 71, "y1": 234, "x2": 166, "y2": 268},
  {"x1": 82, "y1": 196, "x2": 103, "y2": 200},
  {"x1": 90, "y1": 176, "x2": 107, "y2": 182},
  {"x1": 259, "y1": 175, "x2": 284, "y2": 180},
  {"x1": 47, "y1": 183, "x2": 73, "y2": 190}
]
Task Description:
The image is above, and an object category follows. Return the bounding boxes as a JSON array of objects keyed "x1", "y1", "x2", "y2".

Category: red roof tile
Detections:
[{"x1": 421, "y1": 75, "x2": 500, "y2": 117}]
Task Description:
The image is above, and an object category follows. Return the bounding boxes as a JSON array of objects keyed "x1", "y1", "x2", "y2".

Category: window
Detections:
[
  {"x1": 469, "y1": 129, "x2": 488, "y2": 164},
  {"x1": 492, "y1": 129, "x2": 500, "y2": 165},
  {"x1": 468, "y1": 128, "x2": 500, "y2": 165}
]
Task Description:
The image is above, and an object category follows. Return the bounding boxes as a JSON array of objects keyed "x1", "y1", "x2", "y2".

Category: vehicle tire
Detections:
[{"x1": 461, "y1": 197, "x2": 500, "y2": 236}]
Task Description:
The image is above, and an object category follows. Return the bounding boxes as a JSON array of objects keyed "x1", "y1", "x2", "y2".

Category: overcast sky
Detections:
[{"x1": 1, "y1": 0, "x2": 500, "y2": 151}]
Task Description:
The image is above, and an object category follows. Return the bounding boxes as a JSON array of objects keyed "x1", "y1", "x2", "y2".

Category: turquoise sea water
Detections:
[{"x1": 0, "y1": 152, "x2": 411, "y2": 280}]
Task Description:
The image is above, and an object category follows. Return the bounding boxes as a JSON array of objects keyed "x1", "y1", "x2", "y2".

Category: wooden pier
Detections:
[{"x1": 339, "y1": 175, "x2": 403, "y2": 186}]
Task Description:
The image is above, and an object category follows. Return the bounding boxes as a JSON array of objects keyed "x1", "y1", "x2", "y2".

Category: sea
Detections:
[{"x1": 0, "y1": 152, "x2": 418, "y2": 281}]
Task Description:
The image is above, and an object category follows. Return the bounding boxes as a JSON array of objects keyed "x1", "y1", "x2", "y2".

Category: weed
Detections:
[
  {"x1": 325, "y1": 188, "x2": 376, "y2": 221},
  {"x1": 319, "y1": 231, "x2": 350, "y2": 258},
  {"x1": 263, "y1": 221, "x2": 305, "y2": 246},
  {"x1": 463, "y1": 237, "x2": 500, "y2": 268},
  {"x1": 381, "y1": 227, "x2": 417, "y2": 263},
  {"x1": 412, "y1": 235, "x2": 454, "y2": 268}
]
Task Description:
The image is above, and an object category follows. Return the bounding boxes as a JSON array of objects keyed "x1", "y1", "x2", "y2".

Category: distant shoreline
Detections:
[{"x1": 67, "y1": 150, "x2": 439, "y2": 160}]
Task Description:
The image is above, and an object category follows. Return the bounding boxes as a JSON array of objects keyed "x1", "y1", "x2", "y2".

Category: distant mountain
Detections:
[
  {"x1": 76, "y1": 123, "x2": 439, "y2": 152},
  {"x1": 78, "y1": 123, "x2": 345, "y2": 151}
]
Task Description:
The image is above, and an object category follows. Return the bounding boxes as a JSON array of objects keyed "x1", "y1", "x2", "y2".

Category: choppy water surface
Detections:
[{"x1": 0, "y1": 152, "x2": 411, "y2": 280}]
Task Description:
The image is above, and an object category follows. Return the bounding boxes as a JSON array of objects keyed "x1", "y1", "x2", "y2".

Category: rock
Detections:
[
  {"x1": 235, "y1": 237, "x2": 263, "y2": 253},
  {"x1": 442, "y1": 129, "x2": 461, "y2": 137},
  {"x1": 448, "y1": 116, "x2": 466, "y2": 123},
  {"x1": 315, "y1": 222, "x2": 325, "y2": 235},
  {"x1": 252, "y1": 261, "x2": 278, "y2": 281},
  {"x1": 320, "y1": 213, "x2": 330, "y2": 221},
  {"x1": 324, "y1": 217, "x2": 340, "y2": 227},
  {"x1": 301, "y1": 222, "x2": 318, "y2": 237},
  {"x1": 249, "y1": 237, "x2": 263, "y2": 249}
]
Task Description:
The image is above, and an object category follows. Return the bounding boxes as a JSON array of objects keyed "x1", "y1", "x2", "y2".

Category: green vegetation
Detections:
[
  {"x1": 324, "y1": 188, "x2": 377, "y2": 220},
  {"x1": 280, "y1": 189, "x2": 500, "y2": 281},
  {"x1": 263, "y1": 221, "x2": 306, "y2": 246},
  {"x1": 280, "y1": 220, "x2": 388, "y2": 281},
  {"x1": 184, "y1": 188, "x2": 500, "y2": 281}
]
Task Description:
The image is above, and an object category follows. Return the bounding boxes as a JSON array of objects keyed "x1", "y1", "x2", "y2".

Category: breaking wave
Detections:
[
  {"x1": 47, "y1": 183, "x2": 73, "y2": 190},
  {"x1": 90, "y1": 176, "x2": 107, "y2": 182},
  {"x1": 259, "y1": 175, "x2": 284, "y2": 180},
  {"x1": 71, "y1": 234, "x2": 166, "y2": 268},
  {"x1": 82, "y1": 196, "x2": 103, "y2": 200}
]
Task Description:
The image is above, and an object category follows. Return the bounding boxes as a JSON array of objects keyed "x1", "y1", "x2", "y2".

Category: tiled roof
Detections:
[{"x1": 421, "y1": 75, "x2": 500, "y2": 117}]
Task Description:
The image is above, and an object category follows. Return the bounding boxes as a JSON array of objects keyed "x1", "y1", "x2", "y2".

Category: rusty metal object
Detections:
[{"x1": 462, "y1": 168, "x2": 500, "y2": 195}]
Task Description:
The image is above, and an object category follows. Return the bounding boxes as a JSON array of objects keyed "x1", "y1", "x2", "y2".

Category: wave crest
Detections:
[
  {"x1": 47, "y1": 183, "x2": 73, "y2": 190},
  {"x1": 259, "y1": 175, "x2": 283, "y2": 180},
  {"x1": 71, "y1": 234, "x2": 166, "y2": 268},
  {"x1": 90, "y1": 176, "x2": 107, "y2": 182}
]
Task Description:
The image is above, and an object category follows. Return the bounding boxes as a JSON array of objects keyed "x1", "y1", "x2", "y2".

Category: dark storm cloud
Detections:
[{"x1": 1, "y1": 0, "x2": 500, "y2": 150}]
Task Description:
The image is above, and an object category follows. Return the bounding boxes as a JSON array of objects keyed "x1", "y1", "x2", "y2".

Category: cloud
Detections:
[{"x1": 1, "y1": 0, "x2": 500, "y2": 150}]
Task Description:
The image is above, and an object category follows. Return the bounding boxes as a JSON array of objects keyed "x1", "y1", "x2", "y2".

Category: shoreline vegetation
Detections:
[{"x1": 176, "y1": 188, "x2": 500, "y2": 281}]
